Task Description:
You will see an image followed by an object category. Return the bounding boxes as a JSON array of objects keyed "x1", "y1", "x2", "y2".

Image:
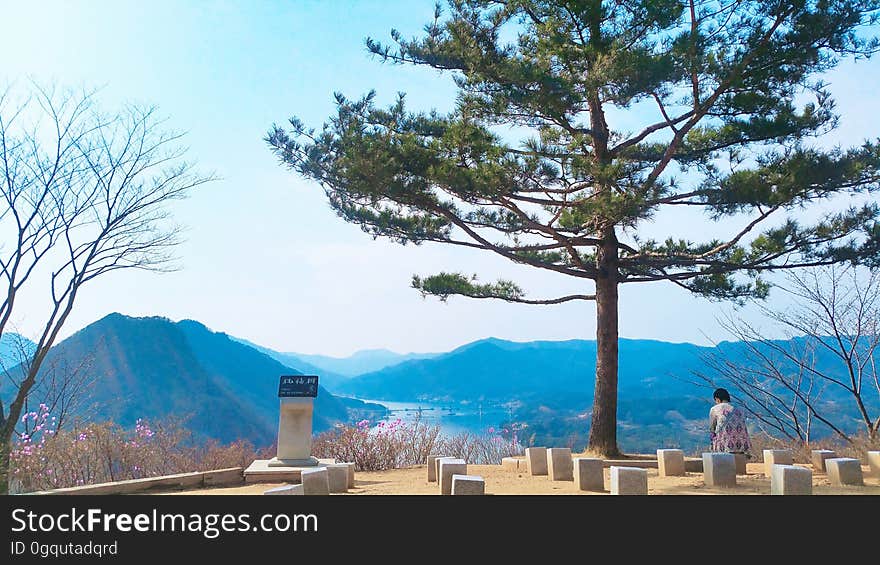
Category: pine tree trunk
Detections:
[{"x1": 588, "y1": 228, "x2": 621, "y2": 457}]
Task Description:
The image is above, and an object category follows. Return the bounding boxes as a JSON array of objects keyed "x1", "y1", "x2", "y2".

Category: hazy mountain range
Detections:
[
  {"x1": 232, "y1": 337, "x2": 438, "y2": 388},
  {"x1": 291, "y1": 349, "x2": 439, "y2": 377},
  {"x1": 0, "y1": 314, "x2": 384, "y2": 446},
  {"x1": 2, "y1": 312, "x2": 873, "y2": 451},
  {"x1": 331, "y1": 336, "x2": 707, "y2": 403}
]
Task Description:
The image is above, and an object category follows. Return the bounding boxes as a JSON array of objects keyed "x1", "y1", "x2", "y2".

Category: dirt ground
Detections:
[{"x1": 166, "y1": 460, "x2": 880, "y2": 496}]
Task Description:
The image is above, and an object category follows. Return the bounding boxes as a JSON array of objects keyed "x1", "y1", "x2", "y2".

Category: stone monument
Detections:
[
  {"x1": 267, "y1": 375, "x2": 320, "y2": 467},
  {"x1": 244, "y1": 375, "x2": 322, "y2": 483}
]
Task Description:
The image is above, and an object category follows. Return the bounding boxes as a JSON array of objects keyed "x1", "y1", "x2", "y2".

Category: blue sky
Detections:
[{"x1": 3, "y1": 1, "x2": 880, "y2": 356}]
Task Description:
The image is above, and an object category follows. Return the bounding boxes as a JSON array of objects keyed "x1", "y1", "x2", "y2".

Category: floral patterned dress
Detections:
[{"x1": 709, "y1": 402, "x2": 751, "y2": 456}]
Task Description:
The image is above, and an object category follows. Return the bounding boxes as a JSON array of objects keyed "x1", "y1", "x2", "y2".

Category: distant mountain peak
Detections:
[
  {"x1": 281, "y1": 348, "x2": 440, "y2": 377},
  {"x1": 3, "y1": 313, "x2": 366, "y2": 447},
  {"x1": 177, "y1": 318, "x2": 209, "y2": 328},
  {"x1": 98, "y1": 312, "x2": 170, "y2": 323},
  {"x1": 351, "y1": 348, "x2": 400, "y2": 356}
]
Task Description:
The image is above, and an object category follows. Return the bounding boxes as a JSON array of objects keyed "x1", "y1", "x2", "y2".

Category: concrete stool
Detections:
[
  {"x1": 610, "y1": 466, "x2": 648, "y2": 495},
  {"x1": 684, "y1": 458, "x2": 703, "y2": 473},
  {"x1": 810, "y1": 450, "x2": 836, "y2": 473},
  {"x1": 526, "y1": 447, "x2": 548, "y2": 475},
  {"x1": 263, "y1": 484, "x2": 303, "y2": 495},
  {"x1": 427, "y1": 454, "x2": 447, "y2": 482},
  {"x1": 574, "y1": 458, "x2": 604, "y2": 492},
  {"x1": 301, "y1": 467, "x2": 330, "y2": 495},
  {"x1": 451, "y1": 474, "x2": 485, "y2": 495},
  {"x1": 734, "y1": 453, "x2": 747, "y2": 475},
  {"x1": 657, "y1": 449, "x2": 685, "y2": 477},
  {"x1": 867, "y1": 451, "x2": 879, "y2": 477},
  {"x1": 327, "y1": 463, "x2": 349, "y2": 493},
  {"x1": 763, "y1": 449, "x2": 793, "y2": 477},
  {"x1": 433, "y1": 456, "x2": 455, "y2": 483},
  {"x1": 547, "y1": 448, "x2": 574, "y2": 481},
  {"x1": 703, "y1": 452, "x2": 736, "y2": 487},
  {"x1": 339, "y1": 462, "x2": 356, "y2": 488},
  {"x1": 771, "y1": 465, "x2": 812, "y2": 495},
  {"x1": 439, "y1": 458, "x2": 467, "y2": 495},
  {"x1": 826, "y1": 458, "x2": 864, "y2": 486}
]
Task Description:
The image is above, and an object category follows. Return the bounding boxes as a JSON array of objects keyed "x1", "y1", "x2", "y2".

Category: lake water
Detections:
[{"x1": 351, "y1": 398, "x2": 514, "y2": 438}]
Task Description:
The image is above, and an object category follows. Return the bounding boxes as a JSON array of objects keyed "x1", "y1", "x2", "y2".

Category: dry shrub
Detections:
[
  {"x1": 311, "y1": 418, "x2": 443, "y2": 471},
  {"x1": 311, "y1": 418, "x2": 526, "y2": 471},
  {"x1": 441, "y1": 431, "x2": 523, "y2": 464},
  {"x1": 748, "y1": 431, "x2": 879, "y2": 463}
]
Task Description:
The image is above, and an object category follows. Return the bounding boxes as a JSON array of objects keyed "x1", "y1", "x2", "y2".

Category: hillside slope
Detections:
[{"x1": 2, "y1": 314, "x2": 379, "y2": 446}]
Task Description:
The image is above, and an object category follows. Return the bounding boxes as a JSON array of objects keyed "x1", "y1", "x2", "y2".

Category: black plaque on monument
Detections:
[{"x1": 278, "y1": 375, "x2": 319, "y2": 398}]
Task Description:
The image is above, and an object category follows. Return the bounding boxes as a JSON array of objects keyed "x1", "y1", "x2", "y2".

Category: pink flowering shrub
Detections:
[
  {"x1": 311, "y1": 418, "x2": 440, "y2": 471},
  {"x1": 10, "y1": 412, "x2": 266, "y2": 493},
  {"x1": 312, "y1": 417, "x2": 526, "y2": 471},
  {"x1": 11, "y1": 407, "x2": 529, "y2": 489}
]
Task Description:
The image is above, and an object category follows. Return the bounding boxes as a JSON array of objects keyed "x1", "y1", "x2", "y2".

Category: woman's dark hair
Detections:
[{"x1": 713, "y1": 388, "x2": 731, "y2": 402}]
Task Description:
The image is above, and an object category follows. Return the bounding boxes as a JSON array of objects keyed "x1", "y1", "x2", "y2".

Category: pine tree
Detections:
[{"x1": 268, "y1": 0, "x2": 880, "y2": 456}]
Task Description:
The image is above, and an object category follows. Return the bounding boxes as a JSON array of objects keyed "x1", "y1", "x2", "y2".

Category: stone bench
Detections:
[
  {"x1": 867, "y1": 451, "x2": 879, "y2": 477},
  {"x1": 202, "y1": 468, "x2": 246, "y2": 487},
  {"x1": 427, "y1": 454, "x2": 448, "y2": 482},
  {"x1": 601, "y1": 459, "x2": 657, "y2": 468},
  {"x1": 733, "y1": 453, "x2": 747, "y2": 475},
  {"x1": 439, "y1": 458, "x2": 467, "y2": 495},
  {"x1": 451, "y1": 474, "x2": 485, "y2": 495},
  {"x1": 501, "y1": 457, "x2": 528, "y2": 472},
  {"x1": 703, "y1": 452, "x2": 736, "y2": 487},
  {"x1": 596, "y1": 457, "x2": 701, "y2": 471},
  {"x1": 30, "y1": 467, "x2": 245, "y2": 495},
  {"x1": 301, "y1": 467, "x2": 330, "y2": 495},
  {"x1": 826, "y1": 458, "x2": 864, "y2": 486},
  {"x1": 263, "y1": 484, "x2": 304, "y2": 495},
  {"x1": 657, "y1": 449, "x2": 685, "y2": 477},
  {"x1": 763, "y1": 449, "x2": 793, "y2": 477},
  {"x1": 771, "y1": 465, "x2": 812, "y2": 495},
  {"x1": 526, "y1": 447, "x2": 548, "y2": 476},
  {"x1": 610, "y1": 466, "x2": 648, "y2": 495},
  {"x1": 327, "y1": 463, "x2": 349, "y2": 493},
  {"x1": 547, "y1": 448, "x2": 573, "y2": 481},
  {"x1": 340, "y1": 462, "x2": 356, "y2": 488},
  {"x1": 684, "y1": 458, "x2": 703, "y2": 473},
  {"x1": 574, "y1": 458, "x2": 604, "y2": 492},
  {"x1": 810, "y1": 450, "x2": 836, "y2": 473},
  {"x1": 677, "y1": 454, "x2": 743, "y2": 474}
]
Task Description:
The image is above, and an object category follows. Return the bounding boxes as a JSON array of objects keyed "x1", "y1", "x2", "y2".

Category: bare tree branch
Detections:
[
  {"x1": 0, "y1": 83, "x2": 214, "y2": 493},
  {"x1": 694, "y1": 265, "x2": 880, "y2": 445}
]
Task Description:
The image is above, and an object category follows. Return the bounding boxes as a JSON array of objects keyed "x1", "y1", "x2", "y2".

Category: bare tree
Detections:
[
  {"x1": 19, "y1": 348, "x2": 101, "y2": 434},
  {"x1": 693, "y1": 265, "x2": 880, "y2": 446},
  {"x1": 1, "y1": 328, "x2": 98, "y2": 436},
  {"x1": 0, "y1": 83, "x2": 213, "y2": 493}
]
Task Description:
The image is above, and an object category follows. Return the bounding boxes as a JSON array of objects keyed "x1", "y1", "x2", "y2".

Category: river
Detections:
[{"x1": 350, "y1": 398, "x2": 514, "y2": 438}]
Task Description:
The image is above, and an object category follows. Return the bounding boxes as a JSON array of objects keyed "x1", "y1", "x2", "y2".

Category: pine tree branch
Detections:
[
  {"x1": 412, "y1": 271, "x2": 595, "y2": 304},
  {"x1": 425, "y1": 201, "x2": 598, "y2": 278},
  {"x1": 641, "y1": 9, "x2": 793, "y2": 189},
  {"x1": 610, "y1": 110, "x2": 694, "y2": 155}
]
